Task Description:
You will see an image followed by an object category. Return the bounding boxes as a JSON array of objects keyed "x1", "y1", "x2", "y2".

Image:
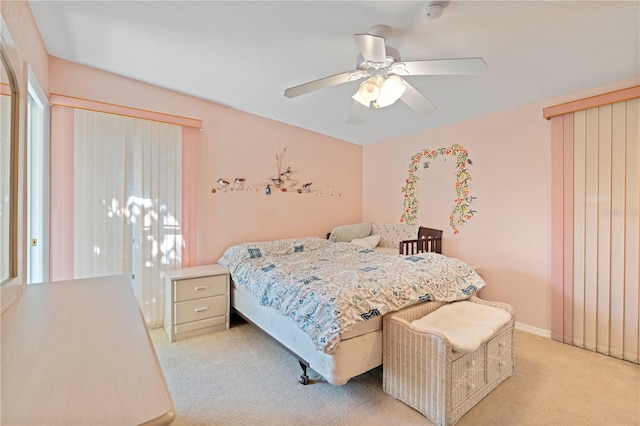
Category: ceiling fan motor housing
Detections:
[{"x1": 356, "y1": 46, "x2": 401, "y2": 75}]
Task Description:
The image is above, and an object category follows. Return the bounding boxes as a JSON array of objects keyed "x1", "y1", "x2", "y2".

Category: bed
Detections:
[{"x1": 218, "y1": 232, "x2": 484, "y2": 386}]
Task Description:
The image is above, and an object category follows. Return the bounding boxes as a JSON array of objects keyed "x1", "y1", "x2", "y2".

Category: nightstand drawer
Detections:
[
  {"x1": 174, "y1": 295, "x2": 226, "y2": 325},
  {"x1": 174, "y1": 275, "x2": 227, "y2": 302},
  {"x1": 174, "y1": 315, "x2": 227, "y2": 335}
]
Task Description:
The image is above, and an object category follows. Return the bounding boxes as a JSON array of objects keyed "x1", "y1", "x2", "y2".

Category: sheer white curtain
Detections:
[{"x1": 74, "y1": 109, "x2": 182, "y2": 327}]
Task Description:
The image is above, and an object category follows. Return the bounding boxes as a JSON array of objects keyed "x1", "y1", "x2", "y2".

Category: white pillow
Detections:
[
  {"x1": 328, "y1": 222, "x2": 372, "y2": 242},
  {"x1": 350, "y1": 234, "x2": 381, "y2": 249}
]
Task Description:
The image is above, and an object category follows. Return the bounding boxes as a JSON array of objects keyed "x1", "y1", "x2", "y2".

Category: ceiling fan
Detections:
[{"x1": 283, "y1": 25, "x2": 487, "y2": 125}]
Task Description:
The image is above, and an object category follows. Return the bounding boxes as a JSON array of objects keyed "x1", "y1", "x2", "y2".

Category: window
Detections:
[
  {"x1": 0, "y1": 23, "x2": 21, "y2": 314},
  {"x1": 0, "y1": 45, "x2": 16, "y2": 286}
]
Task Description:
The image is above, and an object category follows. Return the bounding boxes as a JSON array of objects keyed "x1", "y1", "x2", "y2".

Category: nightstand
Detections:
[{"x1": 163, "y1": 264, "x2": 230, "y2": 342}]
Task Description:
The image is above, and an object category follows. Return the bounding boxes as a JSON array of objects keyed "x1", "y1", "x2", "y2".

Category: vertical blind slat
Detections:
[
  {"x1": 584, "y1": 107, "x2": 599, "y2": 351},
  {"x1": 609, "y1": 101, "x2": 628, "y2": 359},
  {"x1": 573, "y1": 110, "x2": 587, "y2": 348},
  {"x1": 563, "y1": 113, "x2": 575, "y2": 344},
  {"x1": 596, "y1": 104, "x2": 612, "y2": 355},
  {"x1": 623, "y1": 98, "x2": 640, "y2": 362}
]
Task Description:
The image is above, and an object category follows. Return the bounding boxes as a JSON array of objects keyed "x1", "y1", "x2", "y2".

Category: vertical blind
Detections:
[
  {"x1": 572, "y1": 98, "x2": 639, "y2": 362},
  {"x1": 74, "y1": 109, "x2": 182, "y2": 327}
]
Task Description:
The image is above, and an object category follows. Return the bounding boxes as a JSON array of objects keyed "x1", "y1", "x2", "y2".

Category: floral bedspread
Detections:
[{"x1": 218, "y1": 237, "x2": 485, "y2": 354}]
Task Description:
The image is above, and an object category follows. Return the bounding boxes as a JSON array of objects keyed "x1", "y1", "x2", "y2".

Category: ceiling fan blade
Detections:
[
  {"x1": 400, "y1": 81, "x2": 437, "y2": 115},
  {"x1": 284, "y1": 70, "x2": 364, "y2": 98},
  {"x1": 394, "y1": 58, "x2": 487, "y2": 76},
  {"x1": 353, "y1": 34, "x2": 387, "y2": 63},
  {"x1": 348, "y1": 100, "x2": 369, "y2": 125}
]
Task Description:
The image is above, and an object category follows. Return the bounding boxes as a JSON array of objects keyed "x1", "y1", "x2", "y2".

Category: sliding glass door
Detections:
[{"x1": 26, "y1": 71, "x2": 49, "y2": 284}]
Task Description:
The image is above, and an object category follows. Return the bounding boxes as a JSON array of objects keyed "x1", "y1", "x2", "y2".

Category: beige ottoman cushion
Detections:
[{"x1": 411, "y1": 301, "x2": 512, "y2": 352}]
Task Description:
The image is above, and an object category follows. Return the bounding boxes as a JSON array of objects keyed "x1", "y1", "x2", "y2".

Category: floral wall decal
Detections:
[{"x1": 400, "y1": 144, "x2": 477, "y2": 234}]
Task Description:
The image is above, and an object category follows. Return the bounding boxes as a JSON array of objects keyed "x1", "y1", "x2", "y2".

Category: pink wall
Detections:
[
  {"x1": 363, "y1": 78, "x2": 638, "y2": 334},
  {"x1": 48, "y1": 57, "x2": 362, "y2": 267},
  {"x1": 1, "y1": 1, "x2": 49, "y2": 94}
]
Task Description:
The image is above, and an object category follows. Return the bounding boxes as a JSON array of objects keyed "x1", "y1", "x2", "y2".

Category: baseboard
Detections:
[{"x1": 515, "y1": 322, "x2": 552, "y2": 339}]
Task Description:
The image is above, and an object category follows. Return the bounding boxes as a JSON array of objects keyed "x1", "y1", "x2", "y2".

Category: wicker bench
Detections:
[{"x1": 383, "y1": 296, "x2": 515, "y2": 426}]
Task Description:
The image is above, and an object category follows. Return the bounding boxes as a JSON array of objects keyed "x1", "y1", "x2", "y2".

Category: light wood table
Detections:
[{"x1": 0, "y1": 275, "x2": 175, "y2": 425}]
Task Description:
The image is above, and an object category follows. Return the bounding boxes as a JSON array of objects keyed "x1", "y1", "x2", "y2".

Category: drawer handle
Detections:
[
  {"x1": 194, "y1": 286, "x2": 209, "y2": 291},
  {"x1": 468, "y1": 383, "x2": 476, "y2": 390},
  {"x1": 499, "y1": 360, "x2": 506, "y2": 367},
  {"x1": 194, "y1": 307, "x2": 209, "y2": 313},
  {"x1": 500, "y1": 341, "x2": 506, "y2": 347},
  {"x1": 470, "y1": 360, "x2": 476, "y2": 367}
]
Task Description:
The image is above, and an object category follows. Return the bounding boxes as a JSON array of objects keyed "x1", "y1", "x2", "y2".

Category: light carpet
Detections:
[{"x1": 151, "y1": 320, "x2": 639, "y2": 426}]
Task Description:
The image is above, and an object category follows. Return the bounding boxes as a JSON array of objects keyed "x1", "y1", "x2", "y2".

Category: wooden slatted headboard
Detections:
[{"x1": 399, "y1": 226, "x2": 443, "y2": 255}]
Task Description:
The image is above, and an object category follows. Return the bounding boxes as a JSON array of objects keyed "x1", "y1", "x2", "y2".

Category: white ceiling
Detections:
[{"x1": 29, "y1": 1, "x2": 639, "y2": 145}]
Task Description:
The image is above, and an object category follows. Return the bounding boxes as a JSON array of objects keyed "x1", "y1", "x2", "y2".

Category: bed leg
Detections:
[{"x1": 298, "y1": 361, "x2": 310, "y2": 385}]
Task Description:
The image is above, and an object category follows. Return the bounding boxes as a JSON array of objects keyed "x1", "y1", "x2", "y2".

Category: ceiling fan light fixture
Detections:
[
  {"x1": 358, "y1": 77, "x2": 381, "y2": 101},
  {"x1": 352, "y1": 90, "x2": 370, "y2": 106},
  {"x1": 375, "y1": 75, "x2": 406, "y2": 108}
]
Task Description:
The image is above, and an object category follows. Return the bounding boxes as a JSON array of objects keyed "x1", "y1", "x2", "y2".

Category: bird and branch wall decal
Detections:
[{"x1": 210, "y1": 147, "x2": 341, "y2": 197}]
